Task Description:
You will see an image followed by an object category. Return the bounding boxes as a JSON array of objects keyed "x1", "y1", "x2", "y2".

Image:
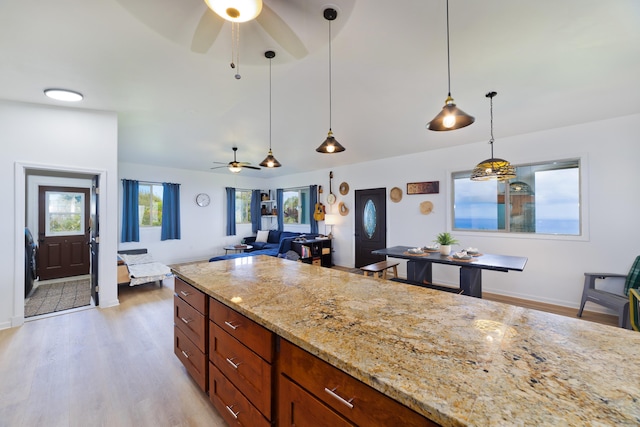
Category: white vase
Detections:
[{"x1": 439, "y1": 245, "x2": 451, "y2": 256}]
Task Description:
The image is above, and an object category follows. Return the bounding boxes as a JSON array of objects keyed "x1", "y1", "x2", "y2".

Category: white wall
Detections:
[
  {"x1": 117, "y1": 162, "x2": 264, "y2": 263},
  {"x1": 1, "y1": 99, "x2": 118, "y2": 329},
  {"x1": 268, "y1": 114, "x2": 640, "y2": 310}
]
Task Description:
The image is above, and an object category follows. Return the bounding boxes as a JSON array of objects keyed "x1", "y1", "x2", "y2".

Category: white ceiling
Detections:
[{"x1": 2, "y1": 0, "x2": 639, "y2": 177}]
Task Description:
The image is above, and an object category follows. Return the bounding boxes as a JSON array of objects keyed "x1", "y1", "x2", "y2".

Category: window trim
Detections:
[
  {"x1": 282, "y1": 186, "x2": 310, "y2": 226},
  {"x1": 446, "y1": 155, "x2": 590, "y2": 242},
  {"x1": 138, "y1": 182, "x2": 163, "y2": 228},
  {"x1": 235, "y1": 188, "x2": 252, "y2": 225}
]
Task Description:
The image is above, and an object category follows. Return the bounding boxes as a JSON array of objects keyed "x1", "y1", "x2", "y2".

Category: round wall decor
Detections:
[
  {"x1": 196, "y1": 193, "x2": 210, "y2": 207},
  {"x1": 390, "y1": 187, "x2": 402, "y2": 203},
  {"x1": 420, "y1": 201, "x2": 434, "y2": 215},
  {"x1": 339, "y1": 182, "x2": 349, "y2": 195},
  {"x1": 338, "y1": 201, "x2": 349, "y2": 216}
]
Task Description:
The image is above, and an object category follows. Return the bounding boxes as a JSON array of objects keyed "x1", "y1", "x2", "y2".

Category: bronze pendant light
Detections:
[
  {"x1": 316, "y1": 8, "x2": 345, "y2": 154},
  {"x1": 426, "y1": 0, "x2": 474, "y2": 131},
  {"x1": 260, "y1": 50, "x2": 282, "y2": 168},
  {"x1": 470, "y1": 91, "x2": 516, "y2": 181}
]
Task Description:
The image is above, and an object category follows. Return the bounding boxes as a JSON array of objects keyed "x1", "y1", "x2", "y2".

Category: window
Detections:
[
  {"x1": 235, "y1": 189, "x2": 252, "y2": 224},
  {"x1": 139, "y1": 183, "x2": 163, "y2": 227},
  {"x1": 453, "y1": 159, "x2": 581, "y2": 235},
  {"x1": 45, "y1": 191, "x2": 85, "y2": 236},
  {"x1": 283, "y1": 187, "x2": 310, "y2": 224}
]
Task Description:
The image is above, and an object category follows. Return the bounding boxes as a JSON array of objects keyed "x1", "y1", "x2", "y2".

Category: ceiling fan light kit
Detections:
[
  {"x1": 316, "y1": 8, "x2": 345, "y2": 154},
  {"x1": 470, "y1": 91, "x2": 516, "y2": 181},
  {"x1": 205, "y1": 0, "x2": 263, "y2": 23},
  {"x1": 426, "y1": 0, "x2": 474, "y2": 131},
  {"x1": 212, "y1": 146, "x2": 261, "y2": 173},
  {"x1": 260, "y1": 50, "x2": 282, "y2": 168}
]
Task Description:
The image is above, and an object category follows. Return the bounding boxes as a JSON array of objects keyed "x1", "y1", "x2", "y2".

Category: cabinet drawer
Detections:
[
  {"x1": 279, "y1": 340, "x2": 437, "y2": 427},
  {"x1": 210, "y1": 322, "x2": 272, "y2": 419},
  {"x1": 210, "y1": 298, "x2": 274, "y2": 362},
  {"x1": 175, "y1": 277, "x2": 207, "y2": 313},
  {"x1": 278, "y1": 375, "x2": 355, "y2": 427},
  {"x1": 174, "y1": 296, "x2": 206, "y2": 352},
  {"x1": 209, "y1": 363, "x2": 270, "y2": 427},
  {"x1": 174, "y1": 326, "x2": 207, "y2": 392}
]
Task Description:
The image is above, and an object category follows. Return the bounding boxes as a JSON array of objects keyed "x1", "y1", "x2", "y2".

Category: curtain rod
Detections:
[{"x1": 121, "y1": 179, "x2": 180, "y2": 186}]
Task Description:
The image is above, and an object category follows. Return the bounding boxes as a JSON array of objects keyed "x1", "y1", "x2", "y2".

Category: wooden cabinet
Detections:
[
  {"x1": 278, "y1": 339, "x2": 437, "y2": 427},
  {"x1": 173, "y1": 277, "x2": 208, "y2": 392},
  {"x1": 209, "y1": 298, "x2": 275, "y2": 426},
  {"x1": 291, "y1": 239, "x2": 332, "y2": 267}
]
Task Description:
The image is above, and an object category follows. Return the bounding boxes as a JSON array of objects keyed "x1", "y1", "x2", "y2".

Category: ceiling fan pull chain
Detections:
[{"x1": 230, "y1": 22, "x2": 241, "y2": 79}]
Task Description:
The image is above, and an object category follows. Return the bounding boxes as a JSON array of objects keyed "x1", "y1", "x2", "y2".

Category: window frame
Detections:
[
  {"x1": 138, "y1": 183, "x2": 163, "y2": 228},
  {"x1": 235, "y1": 189, "x2": 252, "y2": 224},
  {"x1": 282, "y1": 187, "x2": 310, "y2": 226},
  {"x1": 447, "y1": 156, "x2": 590, "y2": 242}
]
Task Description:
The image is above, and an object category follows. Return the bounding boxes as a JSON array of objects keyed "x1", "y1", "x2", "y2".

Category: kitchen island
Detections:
[{"x1": 172, "y1": 256, "x2": 640, "y2": 426}]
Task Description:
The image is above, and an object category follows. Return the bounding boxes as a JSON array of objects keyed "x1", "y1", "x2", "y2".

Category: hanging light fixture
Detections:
[
  {"x1": 471, "y1": 91, "x2": 516, "y2": 181},
  {"x1": 426, "y1": 0, "x2": 474, "y2": 131},
  {"x1": 316, "y1": 8, "x2": 345, "y2": 154},
  {"x1": 260, "y1": 51, "x2": 282, "y2": 168},
  {"x1": 204, "y1": 0, "x2": 263, "y2": 22}
]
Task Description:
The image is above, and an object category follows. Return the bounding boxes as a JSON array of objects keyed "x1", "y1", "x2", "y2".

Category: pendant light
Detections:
[
  {"x1": 316, "y1": 8, "x2": 345, "y2": 154},
  {"x1": 426, "y1": 0, "x2": 474, "y2": 131},
  {"x1": 470, "y1": 92, "x2": 516, "y2": 181},
  {"x1": 260, "y1": 50, "x2": 282, "y2": 168},
  {"x1": 204, "y1": 0, "x2": 262, "y2": 22}
]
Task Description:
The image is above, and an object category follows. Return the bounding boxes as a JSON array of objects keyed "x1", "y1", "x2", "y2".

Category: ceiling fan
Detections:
[
  {"x1": 114, "y1": 0, "x2": 355, "y2": 62},
  {"x1": 211, "y1": 147, "x2": 261, "y2": 173}
]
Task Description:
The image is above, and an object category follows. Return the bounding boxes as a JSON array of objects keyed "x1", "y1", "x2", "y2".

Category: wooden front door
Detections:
[
  {"x1": 354, "y1": 188, "x2": 387, "y2": 268},
  {"x1": 37, "y1": 186, "x2": 90, "y2": 280}
]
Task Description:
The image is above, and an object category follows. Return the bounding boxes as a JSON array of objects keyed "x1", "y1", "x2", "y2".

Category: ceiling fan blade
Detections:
[
  {"x1": 191, "y1": 9, "x2": 223, "y2": 53},
  {"x1": 256, "y1": 3, "x2": 308, "y2": 59},
  {"x1": 242, "y1": 165, "x2": 261, "y2": 170},
  {"x1": 210, "y1": 165, "x2": 228, "y2": 170}
]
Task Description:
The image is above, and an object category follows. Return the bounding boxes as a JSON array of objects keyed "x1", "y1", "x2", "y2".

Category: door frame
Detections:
[{"x1": 12, "y1": 162, "x2": 108, "y2": 327}]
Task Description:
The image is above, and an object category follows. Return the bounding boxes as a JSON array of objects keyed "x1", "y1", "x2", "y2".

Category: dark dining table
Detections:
[{"x1": 371, "y1": 246, "x2": 528, "y2": 298}]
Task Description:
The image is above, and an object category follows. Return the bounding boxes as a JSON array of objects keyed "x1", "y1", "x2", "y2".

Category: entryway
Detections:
[{"x1": 354, "y1": 188, "x2": 387, "y2": 268}]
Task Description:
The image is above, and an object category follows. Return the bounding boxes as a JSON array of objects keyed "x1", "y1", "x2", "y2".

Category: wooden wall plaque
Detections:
[{"x1": 407, "y1": 181, "x2": 439, "y2": 195}]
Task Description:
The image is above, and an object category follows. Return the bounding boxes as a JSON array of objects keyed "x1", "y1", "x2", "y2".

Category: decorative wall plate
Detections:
[
  {"x1": 339, "y1": 201, "x2": 349, "y2": 216},
  {"x1": 420, "y1": 200, "x2": 434, "y2": 215},
  {"x1": 339, "y1": 182, "x2": 349, "y2": 195},
  {"x1": 390, "y1": 187, "x2": 402, "y2": 203}
]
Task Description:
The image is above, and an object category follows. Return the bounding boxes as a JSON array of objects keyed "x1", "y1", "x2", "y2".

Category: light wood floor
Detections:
[{"x1": 0, "y1": 283, "x2": 226, "y2": 427}]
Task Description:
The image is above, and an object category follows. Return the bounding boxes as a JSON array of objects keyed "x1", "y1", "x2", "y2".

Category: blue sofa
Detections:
[{"x1": 209, "y1": 231, "x2": 315, "y2": 262}]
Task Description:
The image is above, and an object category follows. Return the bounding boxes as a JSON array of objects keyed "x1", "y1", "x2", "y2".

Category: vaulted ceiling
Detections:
[{"x1": 2, "y1": 0, "x2": 639, "y2": 176}]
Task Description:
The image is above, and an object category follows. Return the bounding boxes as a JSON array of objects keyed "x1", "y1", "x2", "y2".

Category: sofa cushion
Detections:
[
  {"x1": 256, "y1": 230, "x2": 269, "y2": 243},
  {"x1": 267, "y1": 229, "x2": 282, "y2": 244}
]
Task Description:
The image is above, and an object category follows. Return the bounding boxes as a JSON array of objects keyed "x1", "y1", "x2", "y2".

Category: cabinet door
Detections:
[
  {"x1": 174, "y1": 326, "x2": 207, "y2": 392},
  {"x1": 278, "y1": 376, "x2": 355, "y2": 427}
]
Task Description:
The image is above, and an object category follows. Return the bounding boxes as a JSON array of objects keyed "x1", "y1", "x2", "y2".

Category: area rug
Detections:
[{"x1": 25, "y1": 278, "x2": 91, "y2": 317}]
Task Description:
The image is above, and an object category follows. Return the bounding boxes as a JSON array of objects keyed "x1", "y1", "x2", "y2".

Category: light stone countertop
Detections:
[{"x1": 171, "y1": 256, "x2": 640, "y2": 427}]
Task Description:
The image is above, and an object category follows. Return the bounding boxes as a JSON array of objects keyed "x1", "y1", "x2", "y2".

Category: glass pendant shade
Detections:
[
  {"x1": 259, "y1": 149, "x2": 281, "y2": 168},
  {"x1": 205, "y1": 0, "x2": 262, "y2": 22},
  {"x1": 427, "y1": 95, "x2": 475, "y2": 131},
  {"x1": 316, "y1": 130, "x2": 345, "y2": 153},
  {"x1": 470, "y1": 158, "x2": 516, "y2": 181},
  {"x1": 228, "y1": 165, "x2": 242, "y2": 173}
]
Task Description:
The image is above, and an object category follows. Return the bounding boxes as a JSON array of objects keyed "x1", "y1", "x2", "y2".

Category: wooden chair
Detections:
[
  {"x1": 577, "y1": 255, "x2": 640, "y2": 329},
  {"x1": 629, "y1": 289, "x2": 640, "y2": 332},
  {"x1": 360, "y1": 260, "x2": 399, "y2": 280}
]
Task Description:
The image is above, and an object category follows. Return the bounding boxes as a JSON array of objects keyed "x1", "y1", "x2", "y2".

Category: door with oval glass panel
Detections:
[
  {"x1": 37, "y1": 186, "x2": 91, "y2": 280},
  {"x1": 354, "y1": 188, "x2": 387, "y2": 268}
]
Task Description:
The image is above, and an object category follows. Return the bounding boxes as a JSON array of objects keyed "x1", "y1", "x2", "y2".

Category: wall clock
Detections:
[{"x1": 196, "y1": 193, "x2": 210, "y2": 207}]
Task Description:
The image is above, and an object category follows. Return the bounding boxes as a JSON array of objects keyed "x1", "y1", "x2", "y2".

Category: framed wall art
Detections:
[{"x1": 407, "y1": 181, "x2": 439, "y2": 195}]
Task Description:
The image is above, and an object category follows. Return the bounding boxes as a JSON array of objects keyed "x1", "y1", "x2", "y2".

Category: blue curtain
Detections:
[
  {"x1": 121, "y1": 179, "x2": 139, "y2": 242},
  {"x1": 310, "y1": 185, "x2": 319, "y2": 235},
  {"x1": 161, "y1": 182, "x2": 181, "y2": 241},
  {"x1": 276, "y1": 188, "x2": 283, "y2": 231},
  {"x1": 251, "y1": 190, "x2": 261, "y2": 233},
  {"x1": 226, "y1": 187, "x2": 236, "y2": 236}
]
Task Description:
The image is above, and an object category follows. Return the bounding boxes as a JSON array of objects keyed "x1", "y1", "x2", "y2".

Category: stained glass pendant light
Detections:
[
  {"x1": 316, "y1": 8, "x2": 345, "y2": 154},
  {"x1": 260, "y1": 51, "x2": 282, "y2": 168},
  {"x1": 470, "y1": 91, "x2": 516, "y2": 181},
  {"x1": 426, "y1": 0, "x2": 474, "y2": 131}
]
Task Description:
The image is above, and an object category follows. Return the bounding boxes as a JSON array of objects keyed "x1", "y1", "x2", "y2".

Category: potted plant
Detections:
[{"x1": 435, "y1": 232, "x2": 459, "y2": 256}]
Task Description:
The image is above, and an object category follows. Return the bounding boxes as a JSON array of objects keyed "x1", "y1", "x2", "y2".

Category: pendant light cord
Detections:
[
  {"x1": 446, "y1": 0, "x2": 451, "y2": 97},
  {"x1": 328, "y1": 17, "x2": 332, "y2": 130},
  {"x1": 269, "y1": 55, "x2": 272, "y2": 150},
  {"x1": 489, "y1": 93, "x2": 495, "y2": 158}
]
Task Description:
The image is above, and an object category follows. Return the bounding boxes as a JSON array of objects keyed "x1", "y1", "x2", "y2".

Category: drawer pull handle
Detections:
[
  {"x1": 324, "y1": 387, "x2": 354, "y2": 409},
  {"x1": 226, "y1": 357, "x2": 241, "y2": 369},
  {"x1": 180, "y1": 290, "x2": 191, "y2": 297},
  {"x1": 181, "y1": 350, "x2": 190, "y2": 359},
  {"x1": 225, "y1": 404, "x2": 240, "y2": 419},
  {"x1": 180, "y1": 317, "x2": 192, "y2": 324},
  {"x1": 224, "y1": 320, "x2": 240, "y2": 330}
]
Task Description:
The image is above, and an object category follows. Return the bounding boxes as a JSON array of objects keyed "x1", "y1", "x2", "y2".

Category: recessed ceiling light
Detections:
[{"x1": 44, "y1": 89, "x2": 83, "y2": 102}]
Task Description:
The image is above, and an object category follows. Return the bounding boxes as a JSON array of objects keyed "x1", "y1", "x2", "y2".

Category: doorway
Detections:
[
  {"x1": 23, "y1": 171, "x2": 99, "y2": 319},
  {"x1": 354, "y1": 188, "x2": 387, "y2": 268}
]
